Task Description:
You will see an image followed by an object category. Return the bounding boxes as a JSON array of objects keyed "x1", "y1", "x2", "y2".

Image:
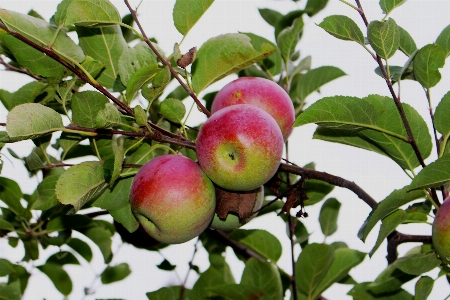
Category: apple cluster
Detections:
[{"x1": 129, "y1": 77, "x2": 295, "y2": 244}]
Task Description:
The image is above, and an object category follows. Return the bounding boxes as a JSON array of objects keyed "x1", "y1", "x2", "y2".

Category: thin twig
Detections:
[
  {"x1": 386, "y1": 231, "x2": 432, "y2": 264},
  {"x1": 123, "y1": 0, "x2": 211, "y2": 117},
  {"x1": 0, "y1": 55, "x2": 44, "y2": 81}
]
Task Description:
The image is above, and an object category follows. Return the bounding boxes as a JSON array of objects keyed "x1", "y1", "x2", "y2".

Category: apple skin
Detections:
[
  {"x1": 129, "y1": 154, "x2": 216, "y2": 244},
  {"x1": 432, "y1": 196, "x2": 450, "y2": 265},
  {"x1": 211, "y1": 77, "x2": 295, "y2": 141},
  {"x1": 196, "y1": 104, "x2": 284, "y2": 191},
  {"x1": 210, "y1": 186, "x2": 264, "y2": 231}
]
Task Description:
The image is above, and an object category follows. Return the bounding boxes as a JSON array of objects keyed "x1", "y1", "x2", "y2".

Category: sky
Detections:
[{"x1": 1, "y1": 0, "x2": 450, "y2": 299}]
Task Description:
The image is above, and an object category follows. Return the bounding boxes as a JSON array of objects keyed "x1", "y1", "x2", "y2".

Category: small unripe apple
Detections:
[
  {"x1": 196, "y1": 104, "x2": 284, "y2": 191},
  {"x1": 210, "y1": 186, "x2": 264, "y2": 231},
  {"x1": 130, "y1": 154, "x2": 216, "y2": 244},
  {"x1": 432, "y1": 196, "x2": 450, "y2": 265},
  {"x1": 211, "y1": 77, "x2": 295, "y2": 140}
]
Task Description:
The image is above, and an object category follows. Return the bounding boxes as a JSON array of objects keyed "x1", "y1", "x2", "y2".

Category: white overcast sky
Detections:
[{"x1": 1, "y1": 0, "x2": 450, "y2": 299}]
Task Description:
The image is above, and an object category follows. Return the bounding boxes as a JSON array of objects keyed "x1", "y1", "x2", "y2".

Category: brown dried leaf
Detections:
[
  {"x1": 177, "y1": 47, "x2": 197, "y2": 69},
  {"x1": 214, "y1": 186, "x2": 260, "y2": 222}
]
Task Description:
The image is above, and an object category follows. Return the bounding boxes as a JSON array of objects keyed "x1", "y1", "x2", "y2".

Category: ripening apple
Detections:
[
  {"x1": 130, "y1": 154, "x2": 216, "y2": 244},
  {"x1": 211, "y1": 77, "x2": 295, "y2": 140},
  {"x1": 210, "y1": 186, "x2": 264, "y2": 231},
  {"x1": 432, "y1": 196, "x2": 450, "y2": 265},
  {"x1": 196, "y1": 104, "x2": 284, "y2": 191}
]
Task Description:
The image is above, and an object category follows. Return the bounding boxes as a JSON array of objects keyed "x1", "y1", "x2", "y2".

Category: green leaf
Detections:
[
  {"x1": 191, "y1": 33, "x2": 275, "y2": 93},
  {"x1": 160, "y1": 98, "x2": 186, "y2": 124},
  {"x1": 414, "y1": 276, "x2": 434, "y2": 300},
  {"x1": 55, "y1": 161, "x2": 107, "y2": 212},
  {"x1": 240, "y1": 258, "x2": 283, "y2": 299},
  {"x1": 173, "y1": 0, "x2": 214, "y2": 36},
  {"x1": 125, "y1": 65, "x2": 160, "y2": 102},
  {"x1": 408, "y1": 154, "x2": 450, "y2": 190},
  {"x1": 109, "y1": 205, "x2": 139, "y2": 233},
  {"x1": 242, "y1": 32, "x2": 282, "y2": 76},
  {"x1": 305, "y1": 0, "x2": 329, "y2": 17},
  {"x1": 295, "y1": 243, "x2": 334, "y2": 297},
  {"x1": 0, "y1": 81, "x2": 47, "y2": 111},
  {"x1": 368, "y1": 264, "x2": 416, "y2": 294},
  {"x1": 380, "y1": 0, "x2": 407, "y2": 15},
  {"x1": 190, "y1": 254, "x2": 235, "y2": 298},
  {"x1": 277, "y1": 16, "x2": 304, "y2": 62},
  {"x1": 434, "y1": 91, "x2": 450, "y2": 137},
  {"x1": 229, "y1": 229, "x2": 282, "y2": 262},
  {"x1": 46, "y1": 215, "x2": 92, "y2": 232},
  {"x1": 349, "y1": 282, "x2": 413, "y2": 300},
  {"x1": 76, "y1": 25, "x2": 128, "y2": 88},
  {"x1": 319, "y1": 198, "x2": 341, "y2": 236},
  {"x1": 258, "y1": 8, "x2": 283, "y2": 27},
  {"x1": 0, "y1": 10, "x2": 84, "y2": 62},
  {"x1": 47, "y1": 251, "x2": 80, "y2": 266},
  {"x1": 95, "y1": 103, "x2": 122, "y2": 129},
  {"x1": 157, "y1": 259, "x2": 176, "y2": 271},
  {"x1": 318, "y1": 15, "x2": 365, "y2": 45},
  {"x1": 37, "y1": 263, "x2": 72, "y2": 295},
  {"x1": 304, "y1": 179, "x2": 335, "y2": 206},
  {"x1": 398, "y1": 26, "x2": 417, "y2": 56},
  {"x1": 1, "y1": 35, "x2": 66, "y2": 78},
  {"x1": 292, "y1": 66, "x2": 346, "y2": 102},
  {"x1": 395, "y1": 252, "x2": 441, "y2": 275},
  {"x1": 436, "y1": 24, "x2": 450, "y2": 57},
  {"x1": 101, "y1": 263, "x2": 131, "y2": 284},
  {"x1": 71, "y1": 91, "x2": 109, "y2": 127},
  {"x1": 0, "y1": 281, "x2": 21, "y2": 300},
  {"x1": 146, "y1": 286, "x2": 181, "y2": 300},
  {"x1": 368, "y1": 18, "x2": 400, "y2": 59},
  {"x1": 67, "y1": 238, "x2": 93, "y2": 262},
  {"x1": 0, "y1": 217, "x2": 14, "y2": 231},
  {"x1": 369, "y1": 210, "x2": 406, "y2": 257},
  {"x1": 93, "y1": 177, "x2": 132, "y2": 211},
  {"x1": 77, "y1": 224, "x2": 113, "y2": 263},
  {"x1": 6, "y1": 103, "x2": 63, "y2": 140},
  {"x1": 311, "y1": 248, "x2": 366, "y2": 299},
  {"x1": 31, "y1": 174, "x2": 60, "y2": 210},
  {"x1": 358, "y1": 185, "x2": 425, "y2": 242},
  {"x1": 0, "y1": 177, "x2": 29, "y2": 218},
  {"x1": 413, "y1": 44, "x2": 446, "y2": 89},
  {"x1": 54, "y1": 0, "x2": 121, "y2": 27},
  {"x1": 118, "y1": 41, "x2": 158, "y2": 86}
]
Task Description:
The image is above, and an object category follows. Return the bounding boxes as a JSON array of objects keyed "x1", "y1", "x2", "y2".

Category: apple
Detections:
[
  {"x1": 210, "y1": 186, "x2": 264, "y2": 231},
  {"x1": 432, "y1": 196, "x2": 450, "y2": 265},
  {"x1": 129, "y1": 154, "x2": 216, "y2": 244},
  {"x1": 196, "y1": 104, "x2": 284, "y2": 191},
  {"x1": 211, "y1": 77, "x2": 295, "y2": 140}
]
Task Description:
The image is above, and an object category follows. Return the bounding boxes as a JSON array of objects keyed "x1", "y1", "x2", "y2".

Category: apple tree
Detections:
[{"x1": 0, "y1": 0, "x2": 449, "y2": 299}]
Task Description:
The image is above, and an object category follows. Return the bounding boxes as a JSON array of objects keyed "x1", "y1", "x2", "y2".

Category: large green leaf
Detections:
[
  {"x1": 76, "y1": 25, "x2": 128, "y2": 88},
  {"x1": 0, "y1": 177, "x2": 28, "y2": 218},
  {"x1": 358, "y1": 185, "x2": 425, "y2": 242},
  {"x1": 380, "y1": 0, "x2": 407, "y2": 15},
  {"x1": 173, "y1": 0, "x2": 214, "y2": 36},
  {"x1": 414, "y1": 276, "x2": 434, "y2": 300},
  {"x1": 93, "y1": 177, "x2": 132, "y2": 211},
  {"x1": 394, "y1": 252, "x2": 441, "y2": 275},
  {"x1": 125, "y1": 65, "x2": 160, "y2": 102},
  {"x1": 191, "y1": 33, "x2": 275, "y2": 93},
  {"x1": 146, "y1": 286, "x2": 182, "y2": 300},
  {"x1": 55, "y1": 161, "x2": 107, "y2": 212},
  {"x1": 0, "y1": 10, "x2": 84, "y2": 62},
  {"x1": 77, "y1": 223, "x2": 113, "y2": 263},
  {"x1": 0, "y1": 281, "x2": 21, "y2": 300},
  {"x1": 348, "y1": 283, "x2": 413, "y2": 300},
  {"x1": 413, "y1": 44, "x2": 446, "y2": 89},
  {"x1": 369, "y1": 210, "x2": 406, "y2": 257},
  {"x1": 6, "y1": 103, "x2": 63, "y2": 141},
  {"x1": 295, "y1": 243, "x2": 334, "y2": 297},
  {"x1": 67, "y1": 238, "x2": 93, "y2": 262},
  {"x1": 229, "y1": 229, "x2": 282, "y2": 262},
  {"x1": 118, "y1": 41, "x2": 158, "y2": 86},
  {"x1": 1, "y1": 35, "x2": 66, "y2": 78},
  {"x1": 277, "y1": 16, "x2": 304, "y2": 62},
  {"x1": 239, "y1": 258, "x2": 282, "y2": 299},
  {"x1": 292, "y1": 66, "x2": 346, "y2": 102},
  {"x1": 304, "y1": 179, "x2": 334, "y2": 206},
  {"x1": 258, "y1": 8, "x2": 282, "y2": 27},
  {"x1": 160, "y1": 98, "x2": 186, "y2": 124},
  {"x1": 398, "y1": 25, "x2": 417, "y2": 56},
  {"x1": 311, "y1": 248, "x2": 366, "y2": 299},
  {"x1": 368, "y1": 18, "x2": 400, "y2": 59},
  {"x1": 318, "y1": 15, "x2": 365, "y2": 45},
  {"x1": 71, "y1": 91, "x2": 109, "y2": 127},
  {"x1": 368, "y1": 264, "x2": 416, "y2": 294},
  {"x1": 434, "y1": 91, "x2": 450, "y2": 137},
  {"x1": 37, "y1": 263, "x2": 72, "y2": 295},
  {"x1": 408, "y1": 154, "x2": 450, "y2": 190},
  {"x1": 319, "y1": 198, "x2": 341, "y2": 237},
  {"x1": 109, "y1": 204, "x2": 139, "y2": 233},
  {"x1": 31, "y1": 174, "x2": 61, "y2": 211},
  {"x1": 54, "y1": 0, "x2": 121, "y2": 27},
  {"x1": 436, "y1": 24, "x2": 450, "y2": 57},
  {"x1": 305, "y1": 0, "x2": 329, "y2": 17},
  {"x1": 242, "y1": 32, "x2": 282, "y2": 76}
]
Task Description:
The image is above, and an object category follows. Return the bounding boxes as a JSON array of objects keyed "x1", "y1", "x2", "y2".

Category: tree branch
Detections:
[
  {"x1": 278, "y1": 163, "x2": 377, "y2": 209},
  {"x1": 386, "y1": 230, "x2": 432, "y2": 264},
  {"x1": 123, "y1": 0, "x2": 211, "y2": 117}
]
